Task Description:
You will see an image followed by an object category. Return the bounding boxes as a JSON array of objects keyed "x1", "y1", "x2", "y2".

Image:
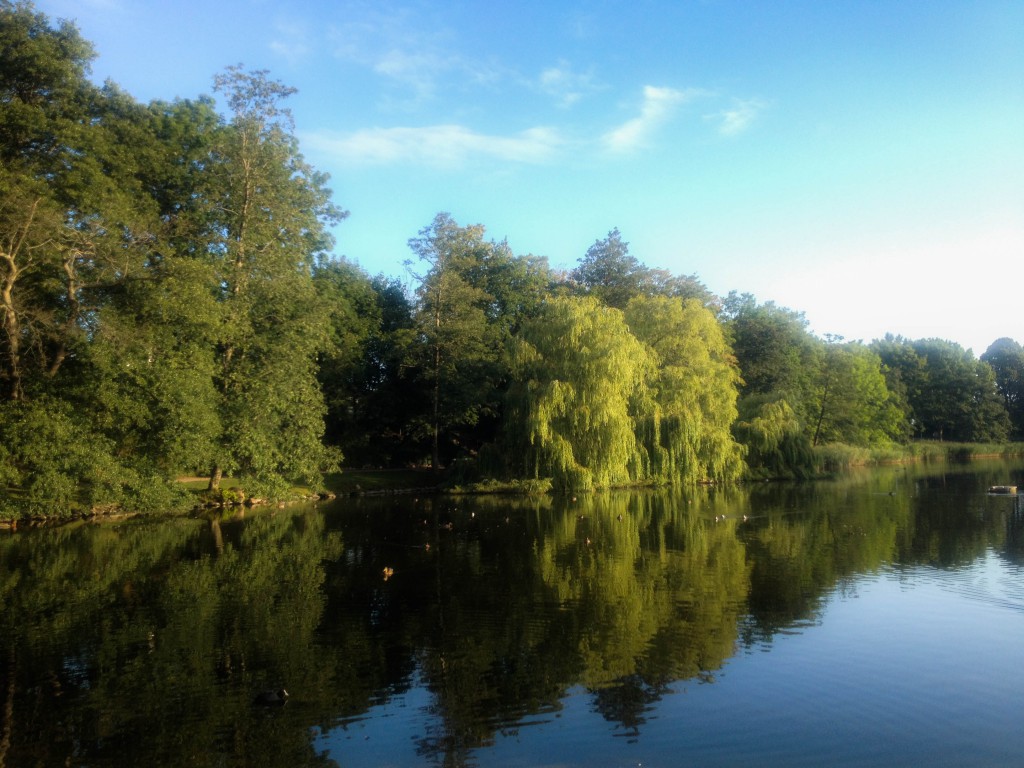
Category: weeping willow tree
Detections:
[
  {"x1": 732, "y1": 394, "x2": 815, "y2": 480},
  {"x1": 504, "y1": 296, "x2": 656, "y2": 491},
  {"x1": 624, "y1": 296, "x2": 746, "y2": 485}
]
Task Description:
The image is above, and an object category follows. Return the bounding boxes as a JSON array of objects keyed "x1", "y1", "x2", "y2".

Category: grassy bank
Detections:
[{"x1": 813, "y1": 441, "x2": 1024, "y2": 473}]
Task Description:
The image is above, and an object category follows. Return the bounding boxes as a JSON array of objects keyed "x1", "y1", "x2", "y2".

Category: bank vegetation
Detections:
[{"x1": 2, "y1": 3, "x2": 1023, "y2": 520}]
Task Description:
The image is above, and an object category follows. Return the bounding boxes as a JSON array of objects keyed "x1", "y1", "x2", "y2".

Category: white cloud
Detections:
[
  {"x1": 537, "y1": 60, "x2": 598, "y2": 107},
  {"x1": 326, "y1": 5, "x2": 481, "y2": 104},
  {"x1": 708, "y1": 98, "x2": 768, "y2": 136},
  {"x1": 602, "y1": 85, "x2": 699, "y2": 153},
  {"x1": 269, "y1": 19, "x2": 311, "y2": 65},
  {"x1": 303, "y1": 124, "x2": 563, "y2": 168}
]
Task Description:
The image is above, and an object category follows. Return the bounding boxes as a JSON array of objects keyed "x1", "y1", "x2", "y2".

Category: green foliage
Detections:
[
  {"x1": 504, "y1": 296, "x2": 655, "y2": 490},
  {"x1": 201, "y1": 67, "x2": 344, "y2": 490},
  {"x1": 982, "y1": 337, "x2": 1024, "y2": 440},
  {"x1": 0, "y1": 7, "x2": 345, "y2": 516},
  {"x1": 874, "y1": 336, "x2": 1011, "y2": 442},
  {"x1": 811, "y1": 339, "x2": 909, "y2": 447},
  {"x1": 0, "y1": 398, "x2": 189, "y2": 518},
  {"x1": 569, "y1": 227, "x2": 713, "y2": 309},
  {"x1": 723, "y1": 293, "x2": 819, "y2": 427},
  {"x1": 732, "y1": 395, "x2": 816, "y2": 480},
  {"x1": 2, "y1": 3, "x2": 1018, "y2": 515},
  {"x1": 624, "y1": 295, "x2": 746, "y2": 485},
  {"x1": 407, "y1": 213, "x2": 544, "y2": 467}
]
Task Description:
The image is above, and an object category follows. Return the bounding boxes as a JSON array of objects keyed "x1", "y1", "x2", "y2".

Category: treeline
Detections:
[{"x1": 1, "y1": 3, "x2": 1022, "y2": 516}]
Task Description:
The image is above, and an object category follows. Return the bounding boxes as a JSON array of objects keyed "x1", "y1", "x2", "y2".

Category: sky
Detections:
[{"x1": 33, "y1": 0, "x2": 1024, "y2": 355}]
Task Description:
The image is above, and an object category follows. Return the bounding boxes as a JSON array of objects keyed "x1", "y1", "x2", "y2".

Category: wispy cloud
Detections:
[
  {"x1": 303, "y1": 125, "x2": 563, "y2": 168},
  {"x1": 269, "y1": 19, "x2": 311, "y2": 65},
  {"x1": 602, "y1": 86, "x2": 700, "y2": 153},
  {"x1": 326, "y1": 4, "x2": 491, "y2": 105},
  {"x1": 708, "y1": 98, "x2": 769, "y2": 136},
  {"x1": 536, "y1": 60, "x2": 599, "y2": 107}
]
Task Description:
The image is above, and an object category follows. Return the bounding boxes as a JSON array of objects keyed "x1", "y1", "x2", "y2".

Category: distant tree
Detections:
[
  {"x1": 314, "y1": 257, "x2": 380, "y2": 448},
  {"x1": 407, "y1": 213, "x2": 503, "y2": 468},
  {"x1": 981, "y1": 338, "x2": 1024, "y2": 440},
  {"x1": 873, "y1": 336, "x2": 1010, "y2": 442},
  {"x1": 569, "y1": 228, "x2": 644, "y2": 309},
  {"x1": 810, "y1": 337, "x2": 908, "y2": 446},
  {"x1": 722, "y1": 292, "x2": 819, "y2": 429},
  {"x1": 569, "y1": 228, "x2": 713, "y2": 310},
  {"x1": 870, "y1": 334, "x2": 923, "y2": 434}
]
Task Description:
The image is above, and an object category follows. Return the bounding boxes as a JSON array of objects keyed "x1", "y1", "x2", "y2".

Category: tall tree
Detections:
[
  {"x1": 873, "y1": 337, "x2": 1010, "y2": 442},
  {"x1": 981, "y1": 338, "x2": 1024, "y2": 440},
  {"x1": 810, "y1": 337, "x2": 908, "y2": 446},
  {"x1": 0, "y1": 2, "x2": 144, "y2": 401},
  {"x1": 202, "y1": 66, "x2": 346, "y2": 492},
  {"x1": 0, "y1": 3, "x2": 217, "y2": 512},
  {"x1": 503, "y1": 296, "x2": 655, "y2": 490},
  {"x1": 624, "y1": 295, "x2": 745, "y2": 484},
  {"x1": 407, "y1": 213, "x2": 511, "y2": 468}
]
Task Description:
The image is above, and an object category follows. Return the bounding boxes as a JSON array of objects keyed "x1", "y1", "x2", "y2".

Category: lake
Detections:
[{"x1": 1, "y1": 458, "x2": 1022, "y2": 767}]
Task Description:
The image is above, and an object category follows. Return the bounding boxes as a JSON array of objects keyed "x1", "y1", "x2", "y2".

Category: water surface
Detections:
[{"x1": 1, "y1": 459, "x2": 1022, "y2": 766}]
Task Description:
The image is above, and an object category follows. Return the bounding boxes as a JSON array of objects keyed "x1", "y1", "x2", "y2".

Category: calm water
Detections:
[{"x1": 2, "y1": 459, "x2": 1023, "y2": 767}]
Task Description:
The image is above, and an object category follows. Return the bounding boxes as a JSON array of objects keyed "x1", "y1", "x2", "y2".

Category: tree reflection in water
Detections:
[{"x1": 0, "y1": 458, "x2": 1021, "y2": 766}]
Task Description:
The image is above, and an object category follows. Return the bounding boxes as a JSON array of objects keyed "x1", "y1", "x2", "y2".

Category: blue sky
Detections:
[{"x1": 35, "y1": 0, "x2": 1024, "y2": 355}]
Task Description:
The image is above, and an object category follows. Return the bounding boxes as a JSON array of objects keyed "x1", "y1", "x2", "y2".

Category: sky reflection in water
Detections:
[{"x1": 1, "y1": 459, "x2": 1022, "y2": 767}]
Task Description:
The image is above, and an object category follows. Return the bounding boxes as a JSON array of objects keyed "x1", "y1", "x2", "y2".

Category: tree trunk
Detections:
[
  {"x1": 813, "y1": 376, "x2": 830, "y2": 447},
  {"x1": 1, "y1": 223, "x2": 26, "y2": 401},
  {"x1": 208, "y1": 464, "x2": 223, "y2": 492}
]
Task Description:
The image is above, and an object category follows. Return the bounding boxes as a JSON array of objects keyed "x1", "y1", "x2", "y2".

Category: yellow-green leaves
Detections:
[
  {"x1": 505, "y1": 295, "x2": 743, "y2": 490},
  {"x1": 508, "y1": 296, "x2": 653, "y2": 490},
  {"x1": 625, "y1": 296, "x2": 746, "y2": 485}
]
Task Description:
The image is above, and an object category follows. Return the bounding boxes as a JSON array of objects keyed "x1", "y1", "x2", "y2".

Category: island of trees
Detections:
[{"x1": 2, "y1": 2, "x2": 1023, "y2": 519}]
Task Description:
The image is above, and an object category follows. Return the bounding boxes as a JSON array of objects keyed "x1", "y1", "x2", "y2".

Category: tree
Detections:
[
  {"x1": 569, "y1": 228, "x2": 712, "y2": 310},
  {"x1": 570, "y1": 228, "x2": 646, "y2": 309},
  {"x1": 407, "y1": 213, "x2": 516, "y2": 468},
  {"x1": 810, "y1": 337, "x2": 908, "y2": 446},
  {"x1": 873, "y1": 336, "x2": 1010, "y2": 442},
  {"x1": 732, "y1": 395, "x2": 815, "y2": 480},
  {"x1": 315, "y1": 261, "x2": 427, "y2": 465},
  {"x1": 981, "y1": 338, "x2": 1024, "y2": 440},
  {"x1": 0, "y1": 2, "x2": 148, "y2": 401},
  {"x1": 503, "y1": 296, "x2": 655, "y2": 490},
  {"x1": 0, "y1": 3, "x2": 211, "y2": 514},
  {"x1": 315, "y1": 257, "x2": 380, "y2": 445},
  {"x1": 722, "y1": 293, "x2": 822, "y2": 470},
  {"x1": 201, "y1": 66, "x2": 346, "y2": 492},
  {"x1": 722, "y1": 292, "x2": 819, "y2": 428},
  {"x1": 623, "y1": 295, "x2": 745, "y2": 484}
]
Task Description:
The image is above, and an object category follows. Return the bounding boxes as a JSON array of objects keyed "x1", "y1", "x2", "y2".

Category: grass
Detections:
[{"x1": 812, "y1": 441, "x2": 1024, "y2": 473}]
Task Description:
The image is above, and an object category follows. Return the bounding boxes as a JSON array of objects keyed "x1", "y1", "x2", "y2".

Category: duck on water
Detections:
[{"x1": 254, "y1": 689, "x2": 289, "y2": 706}]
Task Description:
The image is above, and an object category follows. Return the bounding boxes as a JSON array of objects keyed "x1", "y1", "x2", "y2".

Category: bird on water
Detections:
[{"x1": 254, "y1": 688, "x2": 289, "y2": 706}]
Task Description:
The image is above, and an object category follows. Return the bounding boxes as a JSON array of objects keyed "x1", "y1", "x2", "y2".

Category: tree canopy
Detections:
[{"x1": 0, "y1": 2, "x2": 1018, "y2": 516}]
